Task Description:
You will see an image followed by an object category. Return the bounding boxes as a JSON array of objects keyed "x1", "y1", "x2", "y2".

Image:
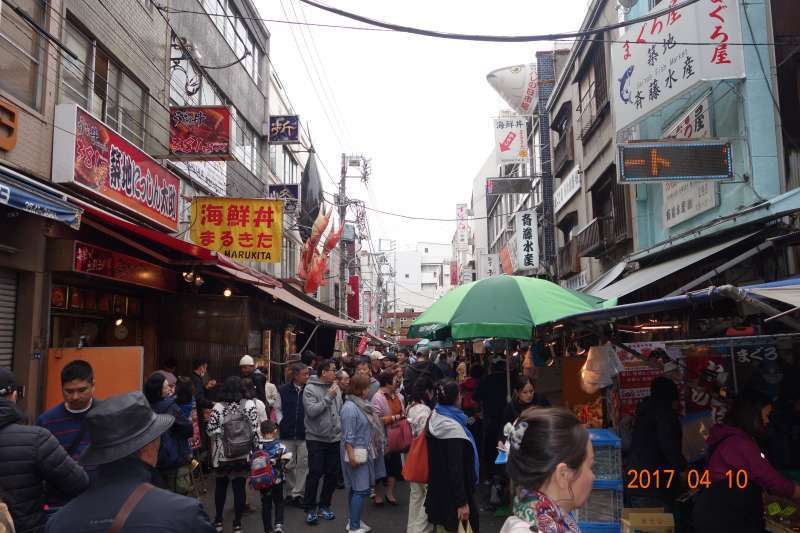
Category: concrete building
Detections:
[
  {"x1": 546, "y1": 0, "x2": 634, "y2": 294},
  {"x1": 394, "y1": 242, "x2": 452, "y2": 313}
]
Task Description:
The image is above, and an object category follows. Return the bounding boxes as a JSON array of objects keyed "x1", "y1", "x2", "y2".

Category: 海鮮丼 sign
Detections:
[
  {"x1": 190, "y1": 198, "x2": 283, "y2": 263},
  {"x1": 494, "y1": 116, "x2": 529, "y2": 165},
  {"x1": 611, "y1": 0, "x2": 745, "y2": 132}
]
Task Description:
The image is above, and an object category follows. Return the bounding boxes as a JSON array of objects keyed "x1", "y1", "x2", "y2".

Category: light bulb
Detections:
[{"x1": 223, "y1": 288, "x2": 232, "y2": 297}]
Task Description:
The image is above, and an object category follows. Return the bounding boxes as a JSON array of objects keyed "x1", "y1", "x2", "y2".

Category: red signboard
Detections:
[
  {"x1": 73, "y1": 241, "x2": 177, "y2": 292},
  {"x1": 450, "y1": 260, "x2": 458, "y2": 286},
  {"x1": 347, "y1": 275, "x2": 360, "y2": 320},
  {"x1": 500, "y1": 244, "x2": 513, "y2": 274},
  {"x1": 169, "y1": 106, "x2": 233, "y2": 160},
  {"x1": 53, "y1": 104, "x2": 180, "y2": 232}
]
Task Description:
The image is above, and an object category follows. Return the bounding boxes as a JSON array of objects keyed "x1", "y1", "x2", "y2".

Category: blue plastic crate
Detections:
[
  {"x1": 578, "y1": 523, "x2": 621, "y2": 533},
  {"x1": 571, "y1": 480, "x2": 624, "y2": 525},
  {"x1": 589, "y1": 429, "x2": 622, "y2": 481}
]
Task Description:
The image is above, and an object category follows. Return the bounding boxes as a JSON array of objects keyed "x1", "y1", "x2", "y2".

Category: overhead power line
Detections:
[{"x1": 298, "y1": 0, "x2": 702, "y2": 42}]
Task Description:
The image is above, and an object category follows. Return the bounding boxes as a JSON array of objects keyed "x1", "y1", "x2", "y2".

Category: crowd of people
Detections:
[{"x1": 3, "y1": 343, "x2": 800, "y2": 532}]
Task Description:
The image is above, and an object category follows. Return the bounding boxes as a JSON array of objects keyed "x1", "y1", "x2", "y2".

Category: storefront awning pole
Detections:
[
  {"x1": 717, "y1": 285, "x2": 800, "y2": 331},
  {"x1": 729, "y1": 340, "x2": 739, "y2": 395},
  {"x1": 298, "y1": 324, "x2": 321, "y2": 355},
  {"x1": 505, "y1": 344, "x2": 512, "y2": 403}
]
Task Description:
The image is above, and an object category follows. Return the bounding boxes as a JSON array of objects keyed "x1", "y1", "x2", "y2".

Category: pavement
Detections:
[{"x1": 199, "y1": 478, "x2": 508, "y2": 533}]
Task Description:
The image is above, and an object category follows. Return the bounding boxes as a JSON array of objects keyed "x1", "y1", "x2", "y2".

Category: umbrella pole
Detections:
[{"x1": 505, "y1": 344, "x2": 512, "y2": 403}]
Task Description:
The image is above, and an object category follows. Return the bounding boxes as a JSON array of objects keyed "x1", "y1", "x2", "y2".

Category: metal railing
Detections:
[{"x1": 553, "y1": 127, "x2": 574, "y2": 176}]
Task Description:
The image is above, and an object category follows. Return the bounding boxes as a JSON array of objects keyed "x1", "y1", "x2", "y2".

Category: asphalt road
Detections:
[{"x1": 200, "y1": 479, "x2": 508, "y2": 532}]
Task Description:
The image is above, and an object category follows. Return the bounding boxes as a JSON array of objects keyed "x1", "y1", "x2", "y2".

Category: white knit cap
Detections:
[{"x1": 239, "y1": 354, "x2": 255, "y2": 366}]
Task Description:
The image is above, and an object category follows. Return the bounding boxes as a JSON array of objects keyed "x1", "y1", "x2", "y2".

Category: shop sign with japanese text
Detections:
[
  {"x1": 494, "y1": 116, "x2": 529, "y2": 165},
  {"x1": 611, "y1": 0, "x2": 745, "y2": 132},
  {"x1": 515, "y1": 209, "x2": 538, "y2": 271},
  {"x1": 486, "y1": 63, "x2": 539, "y2": 115},
  {"x1": 169, "y1": 106, "x2": 232, "y2": 160},
  {"x1": 52, "y1": 104, "x2": 180, "y2": 232},
  {"x1": 455, "y1": 203, "x2": 469, "y2": 250},
  {"x1": 73, "y1": 241, "x2": 178, "y2": 292},
  {"x1": 189, "y1": 197, "x2": 283, "y2": 263},
  {"x1": 268, "y1": 183, "x2": 299, "y2": 215},
  {"x1": 478, "y1": 252, "x2": 500, "y2": 279},
  {"x1": 268, "y1": 115, "x2": 300, "y2": 144},
  {"x1": 662, "y1": 93, "x2": 717, "y2": 228},
  {"x1": 554, "y1": 166, "x2": 581, "y2": 213}
]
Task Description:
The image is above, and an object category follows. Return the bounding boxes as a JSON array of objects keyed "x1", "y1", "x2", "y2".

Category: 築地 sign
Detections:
[
  {"x1": 169, "y1": 106, "x2": 233, "y2": 161},
  {"x1": 611, "y1": 0, "x2": 745, "y2": 132},
  {"x1": 618, "y1": 141, "x2": 734, "y2": 183}
]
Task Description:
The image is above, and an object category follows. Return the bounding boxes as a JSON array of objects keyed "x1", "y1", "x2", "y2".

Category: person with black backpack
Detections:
[{"x1": 207, "y1": 376, "x2": 260, "y2": 533}]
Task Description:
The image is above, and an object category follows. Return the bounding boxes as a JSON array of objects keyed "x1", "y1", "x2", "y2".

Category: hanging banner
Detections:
[
  {"x1": 493, "y1": 116, "x2": 530, "y2": 165},
  {"x1": 189, "y1": 197, "x2": 283, "y2": 262},
  {"x1": 515, "y1": 209, "x2": 538, "y2": 271},
  {"x1": 347, "y1": 275, "x2": 360, "y2": 320},
  {"x1": 661, "y1": 93, "x2": 718, "y2": 228},
  {"x1": 72, "y1": 241, "x2": 178, "y2": 292},
  {"x1": 268, "y1": 115, "x2": 300, "y2": 144},
  {"x1": 455, "y1": 203, "x2": 469, "y2": 250},
  {"x1": 554, "y1": 166, "x2": 581, "y2": 213},
  {"x1": 169, "y1": 106, "x2": 233, "y2": 160},
  {"x1": 53, "y1": 104, "x2": 180, "y2": 232},
  {"x1": 611, "y1": 0, "x2": 745, "y2": 132},
  {"x1": 486, "y1": 63, "x2": 539, "y2": 115}
]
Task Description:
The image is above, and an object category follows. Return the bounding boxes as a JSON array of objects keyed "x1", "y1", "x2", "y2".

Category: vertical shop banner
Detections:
[
  {"x1": 455, "y1": 203, "x2": 469, "y2": 250},
  {"x1": 189, "y1": 198, "x2": 283, "y2": 263},
  {"x1": 347, "y1": 275, "x2": 360, "y2": 320},
  {"x1": 169, "y1": 106, "x2": 232, "y2": 160},
  {"x1": 53, "y1": 104, "x2": 180, "y2": 232},
  {"x1": 493, "y1": 116, "x2": 530, "y2": 165},
  {"x1": 478, "y1": 252, "x2": 500, "y2": 279},
  {"x1": 515, "y1": 209, "x2": 538, "y2": 271},
  {"x1": 611, "y1": 0, "x2": 745, "y2": 131},
  {"x1": 450, "y1": 260, "x2": 458, "y2": 286},
  {"x1": 268, "y1": 115, "x2": 300, "y2": 144},
  {"x1": 615, "y1": 342, "x2": 683, "y2": 417},
  {"x1": 661, "y1": 93, "x2": 718, "y2": 228}
]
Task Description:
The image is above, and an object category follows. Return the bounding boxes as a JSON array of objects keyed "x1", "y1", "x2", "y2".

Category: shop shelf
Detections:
[
  {"x1": 572, "y1": 479, "x2": 624, "y2": 525},
  {"x1": 589, "y1": 428, "x2": 622, "y2": 481}
]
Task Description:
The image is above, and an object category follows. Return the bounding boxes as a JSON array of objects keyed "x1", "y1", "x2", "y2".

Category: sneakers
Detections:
[
  {"x1": 274, "y1": 524, "x2": 284, "y2": 533},
  {"x1": 318, "y1": 506, "x2": 336, "y2": 521},
  {"x1": 345, "y1": 520, "x2": 371, "y2": 532},
  {"x1": 306, "y1": 511, "x2": 319, "y2": 525},
  {"x1": 213, "y1": 522, "x2": 223, "y2": 533}
]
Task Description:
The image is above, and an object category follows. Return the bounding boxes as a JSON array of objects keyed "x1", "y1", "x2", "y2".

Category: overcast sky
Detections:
[{"x1": 256, "y1": 0, "x2": 591, "y2": 249}]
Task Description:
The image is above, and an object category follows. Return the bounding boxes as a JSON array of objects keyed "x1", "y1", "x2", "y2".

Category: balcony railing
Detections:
[
  {"x1": 575, "y1": 217, "x2": 605, "y2": 258},
  {"x1": 553, "y1": 127, "x2": 574, "y2": 177},
  {"x1": 557, "y1": 240, "x2": 581, "y2": 278},
  {"x1": 577, "y1": 83, "x2": 608, "y2": 141}
]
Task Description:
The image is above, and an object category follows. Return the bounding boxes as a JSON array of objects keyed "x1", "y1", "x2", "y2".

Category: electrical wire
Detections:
[{"x1": 298, "y1": 0, "x2": 701, "y2": 42}]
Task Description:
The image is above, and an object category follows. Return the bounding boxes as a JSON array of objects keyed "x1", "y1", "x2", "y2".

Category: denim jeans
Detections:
[{"x1": 348, "y1": 488, "x2": 371, "y2": 530}]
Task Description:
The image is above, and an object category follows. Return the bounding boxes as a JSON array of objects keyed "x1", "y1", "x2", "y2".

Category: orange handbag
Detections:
[{"x1": 401, "y1": 419, "x2": 430, "y2": 483}]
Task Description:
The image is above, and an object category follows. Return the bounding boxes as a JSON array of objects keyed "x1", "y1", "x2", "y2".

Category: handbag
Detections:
[
  {"x1": 387, "y1": 418, "x2": 412, "y2": 453},
  {"x1": 401, "y1": 417, "x2": 430, "y2": 483},
  {"x1": 352, "y1": 447, "x2": 368, "y2": 465}
]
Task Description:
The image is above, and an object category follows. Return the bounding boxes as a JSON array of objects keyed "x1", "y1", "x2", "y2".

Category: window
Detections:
[
  {"x1": 201, "y1": 0, "x2": 261, "y2": 84},
  {"x1": 0, "y1": 0, "x2": 44, "y2": 108},
  {"x1": 649, "y1": 0, "x2": 664, "y2": 7},
  {"x1": 232, "y1": 108, "x2": 260, "y2": 176},
  {"x1": 577, "y1": 45, "x2": 608, "y2": 140},
  {"x1": 283, "y1": 147, "x2": 299, "y2": 183},
  {"x1": 59, "y1": 22, "x2": 147, "y2": 147},
  {"x1": 424, "y1": 247, "x2": 429, "y2": 253},
  {"x1": 404, "y1": 274, "x2": 409, "y2": 279}
]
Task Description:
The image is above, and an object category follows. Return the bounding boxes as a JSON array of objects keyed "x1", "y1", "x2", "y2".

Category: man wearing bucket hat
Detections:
[{"x1": 46, "y1": 392, "x2": 216, "y2": 532}]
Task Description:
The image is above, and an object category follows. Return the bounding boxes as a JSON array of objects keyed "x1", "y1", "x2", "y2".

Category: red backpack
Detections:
[{"x1": 248, "y1": 449, "x2": 278, "y2": 490}]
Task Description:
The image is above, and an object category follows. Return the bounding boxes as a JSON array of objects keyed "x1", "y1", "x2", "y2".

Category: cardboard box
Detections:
[
  {"x1": 622, "y1": 511, "x2": 675, "y2": 533},
  {"x1": 622, "y1": 508, "x2": 664, "y2": 521}
]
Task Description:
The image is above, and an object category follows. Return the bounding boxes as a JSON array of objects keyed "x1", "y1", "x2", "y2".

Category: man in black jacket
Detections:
[
  {"x1": 279, "y1": 361, "x2": 310, "y2": 507},
  {"x1": 46, "y1": 391, "x2": 215, "y2": 532},
  {"x1": 0, "y1": 368, "x2": 89, "y2": 532}
]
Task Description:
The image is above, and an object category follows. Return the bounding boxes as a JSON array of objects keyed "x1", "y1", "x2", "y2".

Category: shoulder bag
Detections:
[
  {"x1": 385, "y1": 393, "x2": 412, "y2": 454},
  {"x1": 108, "y1": 483, "x2": 154, "y2": 533},
  {"x1": 401, "y1": 415, "x2": 430, "y2": 483}
]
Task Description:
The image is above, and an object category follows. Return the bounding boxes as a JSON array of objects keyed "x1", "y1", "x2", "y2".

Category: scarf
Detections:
[
  {"x1": 513, "y1": 488, "x2": 581, "y2": 533},
  {"x1": 349, "y1": 396, "x2": 386, "y2": 457},
  {"x1": 434, "y1": 404, "x2": 480, "y2": 484}
]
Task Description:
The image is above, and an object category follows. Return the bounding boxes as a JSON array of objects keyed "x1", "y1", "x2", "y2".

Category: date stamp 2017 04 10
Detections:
[{"x1": 626, "y1": 468, "x2": 750, "y2": 490}]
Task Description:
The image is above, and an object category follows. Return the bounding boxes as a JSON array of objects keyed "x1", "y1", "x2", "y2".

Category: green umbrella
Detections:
[{"x1": 407, "y1": 275, "x2": 614, "y2": 340}]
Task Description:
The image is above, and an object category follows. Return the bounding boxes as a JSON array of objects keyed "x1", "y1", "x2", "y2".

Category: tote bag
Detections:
[
  {"x1": 387, "y1": 418, "x2": 413, "y2": 453},
  {"x1": 401, "y1": 420, "x2": 429, "y2": 483}
]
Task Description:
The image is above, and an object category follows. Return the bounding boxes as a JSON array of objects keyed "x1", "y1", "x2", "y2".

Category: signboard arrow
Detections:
[{"x1": 499, "y1": 131, "x2": 516, "y2": 152}]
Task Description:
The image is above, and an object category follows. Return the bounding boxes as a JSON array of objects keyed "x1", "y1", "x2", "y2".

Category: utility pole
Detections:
[
  {"x1": 338, "y1": 153, "x2": 347, "y2": 318},
  {"x1": 393, "y1": 245, "x2": 397, "y2": 337}
]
